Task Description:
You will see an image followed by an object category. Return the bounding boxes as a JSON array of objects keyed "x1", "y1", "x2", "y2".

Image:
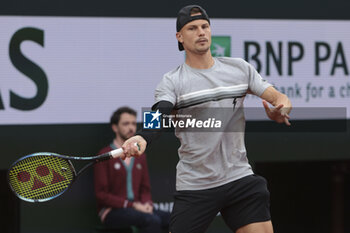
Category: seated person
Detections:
[{"x1": 94, "y1": 107, "x2": 170, "y2": 233}]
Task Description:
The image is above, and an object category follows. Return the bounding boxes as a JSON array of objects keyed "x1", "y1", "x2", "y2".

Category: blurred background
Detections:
[{"x1": 1, "y1": 0, "x2": 350, "y2": 232}]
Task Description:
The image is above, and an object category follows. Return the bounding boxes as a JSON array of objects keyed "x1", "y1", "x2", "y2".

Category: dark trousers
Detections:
[{"x1": 104, "y1": 208, "x2": 170, "y2": 233}]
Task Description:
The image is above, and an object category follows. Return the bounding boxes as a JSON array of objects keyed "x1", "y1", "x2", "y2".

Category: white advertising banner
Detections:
[{"x1": 0, "y1": 16, "x2": 349, "y2": 124}]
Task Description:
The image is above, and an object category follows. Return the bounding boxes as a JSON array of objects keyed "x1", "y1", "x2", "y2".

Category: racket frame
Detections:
[{"x1": 7, "y1": 150, "x2": 115, "y2": 203}]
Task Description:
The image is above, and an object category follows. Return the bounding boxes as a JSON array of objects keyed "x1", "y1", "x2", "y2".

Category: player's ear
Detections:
[{"x1": 176, "y1": 32, "x2": 183, "y2": 43}]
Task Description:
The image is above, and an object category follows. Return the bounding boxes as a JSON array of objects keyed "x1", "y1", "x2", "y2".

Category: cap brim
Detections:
[{"x1": 178, "y1": 42, "x2": 184, "y2": 51}]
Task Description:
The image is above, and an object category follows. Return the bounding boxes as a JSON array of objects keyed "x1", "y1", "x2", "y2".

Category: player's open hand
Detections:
[
  {"x1": 262, "y1": 100, "x2": 291, "y2": 126},
  {"x1": 121, "y1": 135, "x2": 147, "y2": 159}
]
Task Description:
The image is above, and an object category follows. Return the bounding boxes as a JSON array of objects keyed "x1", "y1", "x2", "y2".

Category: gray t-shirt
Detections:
[{"x1": 155, "y1": 57, "x2": 272, "y2": 191}]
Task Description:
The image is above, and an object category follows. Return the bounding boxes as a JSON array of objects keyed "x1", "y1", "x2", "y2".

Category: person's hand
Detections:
[
  {"x1": 144, "y1": 202, "x2": 153, "y2": 214},
  {"x1": 262, "y1": 100, "x2": 291, "y2": 126},
  {"x1": 133, "y1": 202, "x2": 152, "y2": 214},
  {"x1": 121, "y1": 135, "x2": 147, "y2": 160}
]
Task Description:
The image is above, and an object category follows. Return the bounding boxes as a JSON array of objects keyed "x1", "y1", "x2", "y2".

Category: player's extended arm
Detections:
[
  {"x1": 121, "y1": 101, "x2": 174, "y2": 158},
  {"x1": 260, "y1": 86, "x2": 292, "y2": 126}
]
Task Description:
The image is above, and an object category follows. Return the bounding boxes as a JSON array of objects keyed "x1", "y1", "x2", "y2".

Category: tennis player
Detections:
[{"x1": 122, "y1": 5, "x2": 291, "y2": 233}]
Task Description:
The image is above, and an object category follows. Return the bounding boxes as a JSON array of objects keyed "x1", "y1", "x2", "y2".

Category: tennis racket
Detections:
[{"x1": 7, "y1": 144, "x2": 139, "y2": 203}]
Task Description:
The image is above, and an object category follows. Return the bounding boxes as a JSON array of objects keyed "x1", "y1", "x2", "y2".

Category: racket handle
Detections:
[
  {"x1": 109, "y1": 142, "x2": 140, "y2": 159},
  {"x1": 110, "y1": 148, "x2": 123, "y2": 158}
]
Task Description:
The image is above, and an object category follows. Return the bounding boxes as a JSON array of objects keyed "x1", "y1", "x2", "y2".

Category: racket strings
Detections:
[{"x1": 8, "y1": 155, "x2": 74, "y2": 201}]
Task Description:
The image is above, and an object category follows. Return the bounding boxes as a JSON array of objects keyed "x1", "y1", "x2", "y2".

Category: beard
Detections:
[
  {"x1": 195, "y1": 45, "x2": 210, "y2": 54},
  {"x1": 119, "y1": 130, "x2": 134, "y2": 141},
  {"x1": 194, "y1": 37, "x2": 210, "y2": 53},
  {"x1": 186, "y1": 41, "x2": 210, "y2": 55}
]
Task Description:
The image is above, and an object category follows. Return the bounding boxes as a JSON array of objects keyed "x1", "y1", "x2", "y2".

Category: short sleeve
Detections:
[
  {"x1": 154, "y1": 74, "x2": 177, "y2": 105},
  {"x1": 246, "y1": 62, "x2": 272, "y2": 96}
]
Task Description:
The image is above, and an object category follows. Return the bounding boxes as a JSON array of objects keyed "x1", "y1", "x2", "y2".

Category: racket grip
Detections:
[
  {"x1": 110, "y1": 148, "x2": 123, "y2": 158},
  {"x1": 109, "y1": 143, "x2": 140, "y2": 158}
]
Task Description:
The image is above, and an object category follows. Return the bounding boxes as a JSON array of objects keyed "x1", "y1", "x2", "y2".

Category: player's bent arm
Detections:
[
  {"x1": 122, "y1": 100, "x2": 174, "y2": 158},
  {"x1": 260, "y1": 86, "x2": 292, "y2": 112},
  {"x1": 260, "y1": 86, "x2": 292, "y2": 125}
]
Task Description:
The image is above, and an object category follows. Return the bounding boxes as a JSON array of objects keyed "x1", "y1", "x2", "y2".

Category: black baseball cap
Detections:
[{"x1": 176, "y1": 5, "x2": 210, "y2": 51}]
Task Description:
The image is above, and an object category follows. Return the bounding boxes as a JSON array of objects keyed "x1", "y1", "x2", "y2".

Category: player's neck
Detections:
[
  {"x1": 113, "y1": 138, "x2": 125, "y2": 148},
  {"x1": 185, "y1": 50, "x2": 214, "y2": 69}
]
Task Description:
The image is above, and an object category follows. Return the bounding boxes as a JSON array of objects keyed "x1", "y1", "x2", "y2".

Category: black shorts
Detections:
[{"x1": 169, "y1": 174, "x2": 271, "y2": 233}]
